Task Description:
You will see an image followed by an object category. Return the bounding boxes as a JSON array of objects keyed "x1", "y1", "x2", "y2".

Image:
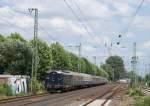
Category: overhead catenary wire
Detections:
[
  {"x1": 0, "y1": 15, "x2": 32, "y2": 35},
  {"x1": 63, "y1": 0, "x2": 101, "y2": 45},
  {"x1": 38, "y1": 24, "x2": 58, "y2": 42},
  {"x1": 123, "y1": 0, "x2": 145, "y2": 35},
  {"x1": 1, "y1": 7, "x2": 59, "y2": 42},
  {"x1": 118, "y1": 0, "x2": 145, "y2": 43},
  {"x1": 71, "y1": 0, "x2": 97, "y2": 37}
]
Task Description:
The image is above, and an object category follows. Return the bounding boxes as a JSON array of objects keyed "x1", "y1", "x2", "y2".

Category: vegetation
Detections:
[
  {"x1": 0, "y1": 33, "x2": 32, "y2": 75},
  {"x1": 0, "y1": 84, "x2": 12, "y2": 96},
  {"x1": 0, "y1": 33, "x2": 110, "y2": 81},
  {"x1": 144, "y1": 73, "x2": 150, "y2": 87},
  {"x1": 135, "y1": 96, "x2": 150, "y2": 106},
  {"x1": 127, "y1": 86, "x2": 143, "y2": 97},
  {"x1": 101, "y1": 56, "x2": 125, "y2": 81},
  {"x1": 28, "y1": 80, "x2": 45, "y2": 93}
]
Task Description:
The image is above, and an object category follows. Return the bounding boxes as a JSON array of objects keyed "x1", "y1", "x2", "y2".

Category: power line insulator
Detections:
[{"x1": 118, "y1": 35, "x2": 122, "y2": 38}]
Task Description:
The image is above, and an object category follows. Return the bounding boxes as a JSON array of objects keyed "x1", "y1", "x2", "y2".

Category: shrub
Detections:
[
  {"x1": 127, "y1": 87, "x2": 143, "y2": 97},
  {"x1": 16, "y1": 92, "x2": 26, "y2": 96},
  {"x1": 0, "y1": 84, "x2": 12, "y2": 96},
  {"x1": 28, "y1": 80, "x2": 46, "y2": 94},
  {"x1": 135, "y1": 96, "x2": 150, "y2": 106}
]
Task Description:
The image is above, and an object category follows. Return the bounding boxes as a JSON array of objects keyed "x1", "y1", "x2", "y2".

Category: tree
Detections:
[
  {"x1": 30, "y1": 39, "x2": 53, "y2": 80},
  {"x1": 96, "y1": 68, "x2": 109, "y2": 78},
  {"x1": 0, "y1": 40, "x2": 32, "y2": 75},
  {"x1": 145, "y1": 73, "x2": 150, "y2": 86},
  {"x1": 105, "y1": 56, "x2": 125, "y2": 81},
  {"x1": 50, "y1": 42, "x2": 70, "y2": 70},
  {"x1": 0, "y1": 35, "x2": 6, "y2": 42},
  {"x1": 7, "y1": 33, "x2": 26, "y2": 42},
  {"x1": 101, "y1": 64, "x2": 112, "y2": 80},
  {"x1": 67, "y1": 53, "x2": 78, "y2": 71}
]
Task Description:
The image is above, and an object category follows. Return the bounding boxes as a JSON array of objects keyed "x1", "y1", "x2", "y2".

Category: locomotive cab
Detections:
[{"x1": 45, "y1": 71, "x2": 63, "y2": 91}]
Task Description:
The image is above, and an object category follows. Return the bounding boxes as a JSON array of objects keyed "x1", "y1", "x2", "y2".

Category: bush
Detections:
[
  {"x1": 135, "y1": 96, "x2": 150, "y2": 106},
  {"x1": 0, "y1": 84, "x2": 12, "y2": 96},
  {"x1": 16, "y1": 92, "x2": 26, "y2": 96},
  {"x1": 28, "y1": 80, "x2": 46, "y2": 94},
  {"x1": 127, "y1": 87, "x2": 143, "y2": 97}
]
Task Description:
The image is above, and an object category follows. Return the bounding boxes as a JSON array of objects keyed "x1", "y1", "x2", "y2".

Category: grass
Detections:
[
  {"x1": 126, "y1": 85, "x2": 150, "y2": 106},
  {"x1": 0, "y1": 84, "x2": 12, "y2": 96},
  {"x1": 135, "y1": 96, "x2": 150, "y2": 106},
  {"x1": 127, "y1": 86, "x2": 143, "y2": 97}
]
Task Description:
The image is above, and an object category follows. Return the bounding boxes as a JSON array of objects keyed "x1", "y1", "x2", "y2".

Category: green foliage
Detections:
[
  {"x1": 99, "y1": 68, "x2": 109, "y2": 78},
  {"x1": 16, "y1": 92, "x2": 26, "y2": 96},
  {"x1": 101, "y1": 64, "x2": 113, "y2": 80},
  {"x1": 105, "y1": 56, "x2": 125, "y2": 81},
  {"x1": 144, "y1": 73, "x2": 150, "y2": 87},
  {"x1": 135, "y1": 96, "x2": 150, "y2": 106},
  {"x1": 7, "y1": 33, "x2": 26, "y2": 42},
  {"x1": 28, "y1": 80, "x2": 45, "y2": 93},
  {"x1": 0, "y1": 35, "x2": 6, "y2": 42},
  {"x1": 50, "y1": 42, "x2": 70, "y2": 70},
  {"x1": 127, "y1": 87, "x2": 143, "y2": 97},
  {"x1": 0, "y1": 33, "x2": 109, "y2": 82},
  {"x1": 30, "y1": 39, "x2": 53, "y2": 80},
  {"x1": 67, "y1": 52, "x2": 78, "y2": 71},
  {"x1": 0, "y1": 39, "x2": 32, "y2": 75},
  {"x1": 0, "y1": 84, "x2": 12, "y2": 96}
]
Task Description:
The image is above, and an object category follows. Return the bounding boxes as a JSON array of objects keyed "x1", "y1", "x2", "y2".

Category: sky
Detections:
[{"x1": 0, "y1": 0, "x2": 150, "y2": 76}]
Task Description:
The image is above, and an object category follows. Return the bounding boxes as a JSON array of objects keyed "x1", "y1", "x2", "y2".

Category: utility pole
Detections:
[
  {"x1": 131, "y1": 42, "x2": 137, "y2": 86},
  {"x1": 67, "y1": 43, "x2": 81, "y2": 73},
  {"x1": 105, "y1": 43, "x2": 113, "y2": 57},
  {"x1": 148, "y1": 63, "x2": 150, "y2": 85},
  {"x1": 78, "y1": 43, "x2": 81, "y2": 73},
  {"x1": 112, "y1": 64, "x2": 115, "y2": 82},
  {"x1": 93, "y1": 56, "x2": 97, "y2": 75},
  {"x1": 29, "y1": 8, "x2": 39, "y2": 93}
]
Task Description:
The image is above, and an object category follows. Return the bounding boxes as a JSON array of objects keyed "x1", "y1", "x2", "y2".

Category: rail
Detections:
[
  {"x1": 142, "y1": 86, "x2": 150, "y2": 96},
  {"x1": 0, "y1": 93, "x2": 49, "y2": 104},
  {"x1": 81, "y1": 84, "x2": 128, "y2": 106}
]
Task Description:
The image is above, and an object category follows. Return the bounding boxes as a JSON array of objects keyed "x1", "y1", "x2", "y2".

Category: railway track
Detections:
[
  {"x1": 20, "y1": 85, "x2": 115, "y2": 106},
  {"x1": 0, "y1": 93, "x2": 50, "y2": 104},
  {"x1": 0, "y1": 84, "x2": 115, "y2": 106},
  {"x1": 82, "y1": 84, "x2": 127, "y2": 106},
  {"x1": 142, "y1": 86, "x2": 150, "y2": 96}
]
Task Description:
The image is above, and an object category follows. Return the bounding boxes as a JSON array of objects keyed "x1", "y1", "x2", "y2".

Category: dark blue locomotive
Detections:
[{"x1": 45, "y1": 70, "x2": 108, "y2": 91}]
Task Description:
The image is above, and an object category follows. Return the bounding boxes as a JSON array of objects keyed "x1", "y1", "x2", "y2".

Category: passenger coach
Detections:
[{"x1": 45, "y1": 70, "x2": 108, "y2": 91}]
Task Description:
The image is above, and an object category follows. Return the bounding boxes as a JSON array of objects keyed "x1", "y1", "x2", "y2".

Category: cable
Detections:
[
  {"x1": 38, "y1": 24, "x2": 58, "y2": 42},
  {"x1": 71, "y1": 0, "x2": 97, "y2": 37},
  {"x1": 0, "y1": 15, "x2": 32, "y2": 35},
  {"x1": 118, "y1": 0, "x2": 145, "y2": 44},
  {"x1": 63, "y1": 0, "x2": 100, "y2": 45},
  {"x1": 3, "y1": 7, "x2": 59, "y2": 42},
  {"x1": 123, "y1": 0, "x2": 144, "y2": 35}
]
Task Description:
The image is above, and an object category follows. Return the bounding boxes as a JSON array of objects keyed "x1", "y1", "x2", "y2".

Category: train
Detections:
[{"x1": 45, "y1": 70, "x2": 108, "y2": 91}]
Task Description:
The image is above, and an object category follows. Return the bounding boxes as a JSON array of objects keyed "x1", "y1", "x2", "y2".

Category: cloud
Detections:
[
  {"x1": 0, "y1": 0, "x2": 150, "y2": 66},
  {"x1": 143, "y1": 41, "x2": 150, "y2": 49},
  {"x1": 78, "y1": 0, "x2": 114, "y2": 19},
  {"x1": 87, "y1": 35, "x2": 110, "y2": 45},
  {"x1": 126, "y1": 32, "x2": 135, "y2": 38},
  {"x1": 137, "y1": 51, "x2": 144, "y2": 57},
  {"x1": 49, "y1": 17, "x2": 66, "y2": 28},
  {"x1": 113, "y1": 2, "x2": 134, "y2": 16},
  {"x1": 133, "y1": 16, "x2": 150, "y2": 30}
]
